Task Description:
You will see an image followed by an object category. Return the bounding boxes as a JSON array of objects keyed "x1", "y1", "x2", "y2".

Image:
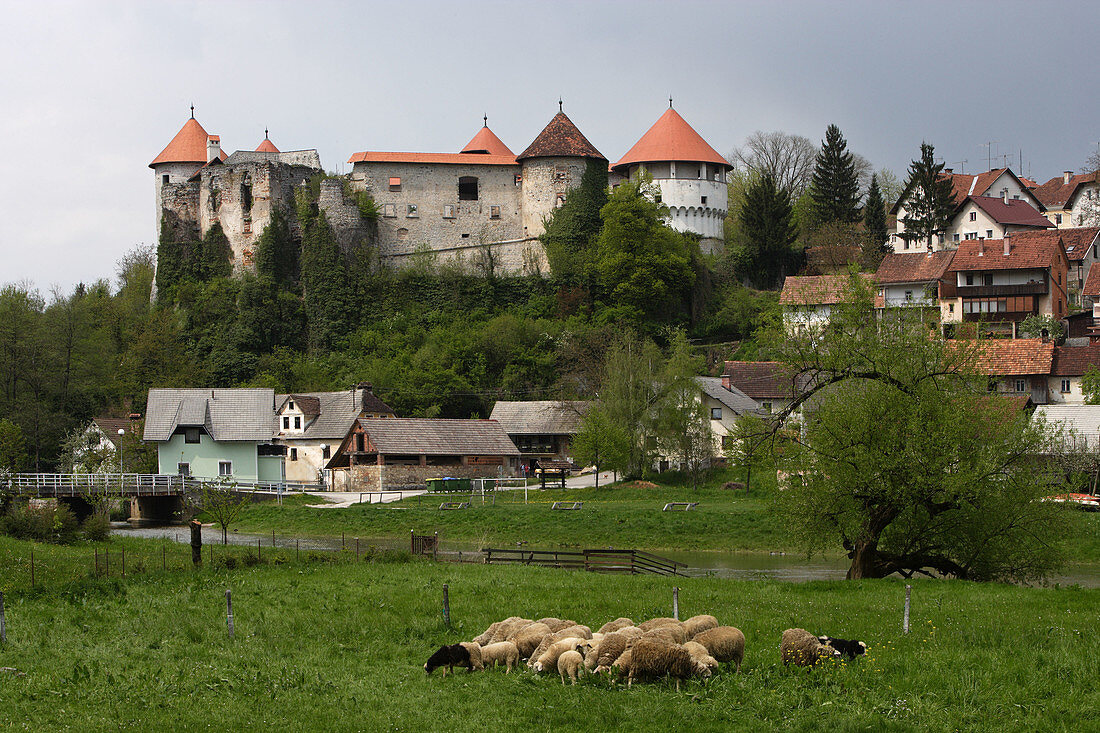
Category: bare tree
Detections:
[
  {"x1": 731, "y1": 131, "x2": 817, "y2": 198},
  {"x1": 875, "y1": 167, "x2": 904, "y2": 210},
  {"x1": 188, "y1": 477, "x2": 250, "y2": 545}
]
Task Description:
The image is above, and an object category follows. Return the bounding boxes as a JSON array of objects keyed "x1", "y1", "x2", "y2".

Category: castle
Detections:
[{"x1": 150, "y1": 103, "x2": 731, "y2": 276}]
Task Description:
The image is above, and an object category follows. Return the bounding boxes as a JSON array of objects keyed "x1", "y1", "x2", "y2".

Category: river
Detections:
[{"x1": 112, "y1": 524, "x2": 1100, "y2": 587}]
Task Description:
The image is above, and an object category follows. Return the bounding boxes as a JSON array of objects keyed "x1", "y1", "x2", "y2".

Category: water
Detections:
[{"x1": 111, "y1": 525, "x2": 1100, "y2": 587}]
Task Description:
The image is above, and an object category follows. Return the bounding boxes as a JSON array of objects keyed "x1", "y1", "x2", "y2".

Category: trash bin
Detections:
[
  {"x1": 426, "y1": 478, "x2": 445, "y2": 492},
  {"x1": 453, "y1": 478, "x2": 472, "y2": 492}
]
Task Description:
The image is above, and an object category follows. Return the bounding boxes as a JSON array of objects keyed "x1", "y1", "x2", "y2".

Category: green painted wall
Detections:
[
  {"x1": 157, "y1": 433, "x2": 264, "y2": 481},
  {"x1": 258, "y1": 455, "x2": 285, "y2": 483}
]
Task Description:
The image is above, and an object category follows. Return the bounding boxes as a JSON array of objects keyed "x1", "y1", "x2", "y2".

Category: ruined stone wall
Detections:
[
  {"x1": 159, "y1": 180, "x2": 201, "y2": 242},
  {"x1": 317, "y1": 178, "x2": 372, "y2": 254}
]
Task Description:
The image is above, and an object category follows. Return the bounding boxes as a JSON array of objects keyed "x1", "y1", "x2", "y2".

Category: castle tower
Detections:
[
  {"x1": 516, "y1": 106, "x2": 606, "y2": 239},
  {"x1": 611, "y1": 104, "x2": 731, "y2": 254},
  {"x1": 461, "y1": 119, "x2": 514, "y2": 156},
  {"x1": 149, "y1": 110, "x2": 225, "y2": 232},
  {"x1": 255, "y1": 129, "x2": 279, "y2": 153}
]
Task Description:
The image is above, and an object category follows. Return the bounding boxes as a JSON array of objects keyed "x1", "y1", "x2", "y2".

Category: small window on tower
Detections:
[
  {"x1": 241, "y1": 173, "x2": 253, "y2": 215},
  {"x1": 407, "y1": 204, "x2": 419, "y2": 218},
  {"x1": 555, "y1": 194, "x2": 566, "y2": 208},
  {"x1": 162, "y1": 174, "x2": 170, "y2": 185},
  {"x1": 382, "y1": 204, "x2": 397, "y2": 218},
  {"x1": 701, "y1": 196, "x2": 707, "y2": 205},
  {"x1": 443, "y1": 205, "x2": 455, "y2": 219}
]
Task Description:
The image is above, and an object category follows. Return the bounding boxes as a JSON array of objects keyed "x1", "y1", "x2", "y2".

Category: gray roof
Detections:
[
  {"x1": 1034, "y1": 405, "x2": 1100, "y2": 451},
  {"x1": 488, "y1": 401, "x2": 591, "y2": 435},
  {"x1": 695, "y1": 377, "x2": 762, "y2": 415},
  {"x1": 144, "y1": 388, "x2": 276, "y2": 442},
  {"x1": 358, "y1": 418, "x2": 519, "y2": 456},
  {"x1": 223, "y1": 149, "x2": 322, "y2": 168},
  {"x1": 276, "y1": 388, "x2": 394, "y2": 441}
]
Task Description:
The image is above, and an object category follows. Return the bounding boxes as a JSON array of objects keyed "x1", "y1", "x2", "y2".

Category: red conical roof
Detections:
[
  {"x1": 150, "y1": 117, "x2": 215, "y2": 168},
  {"x1": 461, "y1": 125, "x2": 514, "y2": 157},
  {"x1": 255, "y1": 136, "x2": 279, "y2": 153},
  {"x1": 517, "y1": 111, "x2": 605, "y2": 162},
  {"x1": 612, "y1": 107, "x2": 729, "y2": 172}
]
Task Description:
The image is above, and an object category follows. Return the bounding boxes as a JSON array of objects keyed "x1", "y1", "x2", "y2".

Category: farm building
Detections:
[{"x1": 488, "y1": 400, "x2": 590, "y2": 472}]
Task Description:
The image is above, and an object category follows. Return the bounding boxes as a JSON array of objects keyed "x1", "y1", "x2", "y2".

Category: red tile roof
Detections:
[
  {"x1": 722, "y1": 361, "x2": 795, "y2": 400},
  {"x1": 779, "y1": 274, "x2": 875, "y2": 306},
  {"x1": 611, "y1": 107, "x2": 730, "y2": 171},
  {"x1": 347, "y1": 151, "x2": 517, "y2": 166},
  {"x1": 1084, "y1": 263, "x2": 1100, "y2": 300},
  {"x1": 965, "y1": 196, "x2": 1052, "y2": 228},
  {"x1": 972, "y1": 338, "x2": 1054, "y2": 376},
  {"x1": 892, "y1": 168, "x2": 1017, "y2": 215},
  {"x1": 1052, "y1": 345, "x2": 1100, "y2": 376},
  {"x1": 947, "y1": 234, "x2": 1064, "y2": 272},
  {"x1": 516, "y1": 111, "x2": 605, "y2": 162},
  {"x1": 255, "y1": 137, "x2": 279, "y2": 153},
  {"x1": 1033, "y1": 172, "x2": 1100, "y2": 209},
  {"x1": 1059, "y1": 227, "x2": 1100, "y2": 261},
  {"x1": 461, "y1": 125, "x2": 514, "y2": 157},
  {"x1": 150, "y1": 117, "x2": 217, "y2": 168},
  {"x1": 874, "y1": 251, "x2": 956, "y2": 285}
]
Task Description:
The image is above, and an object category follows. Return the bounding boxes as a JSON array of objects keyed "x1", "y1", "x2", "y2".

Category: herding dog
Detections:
[
  {"x1": 818, "y1": 636, "x2": 868, "y2": 660},
  {"x1": 424, "y1": 644, "x2": 475, "y2": 676}
]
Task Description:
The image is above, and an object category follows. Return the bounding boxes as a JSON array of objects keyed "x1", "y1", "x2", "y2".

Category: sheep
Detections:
[
  {"x1": 586, "y1": 631, "x2": 627, "y2": 672},
  {"x1": 682, "y1": 641, "x2": 719, "y2": 675},
  {"x1": 610, "y1": 648, "x2": 633, "y2": 679},
  {"x1": 781, "y1": 628, "x2": 842, "y2": 668},
  {"x1": 626, "y1": 638, "x2": 711, "y2": 691},
  {"x1": 537, "y1": 617, "x2": 577, "y2": 633},
  {"x1": 557, "y1": 649, "x2": 584, "y2": 685},
  {"x1": 478, "y1": 641, "x2": 520, "y2": 672},
  {"x1": 472, "y1": 616, "x2": 528, "y2": 646},
  {"x1": 638, "y1": 617, "x2": 682, "y2": 632},
  {"x1": 597, "y1": 617, "x2": 634, "y2": 635},
  {"x1": 528, "y1": 625, "x2": 593, "y2": 665},
  {"x1": 616, "y1": 626, "x2": 644, "y2": 642},
  {"x1": 640, "y1": 625, "x2": 687, "y2": 645},
  {"x1": 507, "y1": 622, "x2": 552, "y2": 658},
  {"x1": 692, "y1": 626, "x2": 746, "y2": 671},
  {"x1": 682, "y1": 614, "x2": 719, "y2": 639},
  {"x1": 492, "y1": 617, "x2": 534, "y2": 644},
  {"x1": 471, "y1": 620, "x2": 507, "y2": 647},
  {"x1": 424, "y1": 643, "x2": 481, "y2": 676},
  {"x1": 532, "y1": 637, "x2": 586, "y2": 673},
  {"x1": 818, "y1": 636, "x2": 868, "y2": 660}
]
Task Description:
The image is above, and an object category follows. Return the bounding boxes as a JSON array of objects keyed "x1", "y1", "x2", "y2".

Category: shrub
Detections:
[
  {"x1": 82, "y1": 513, "x2": 111, "y2": 542},
  {"x1": 0, "y1": 501, "x2": 80, "y2": 544},
  {"x1": 242, "y1": 551, "x2": 264, "y2": 567}
]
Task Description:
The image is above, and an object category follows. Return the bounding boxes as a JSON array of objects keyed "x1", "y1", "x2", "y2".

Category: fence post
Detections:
[
  {"x1": 257, "y1": 538, "x2": 261, "y2": 562},
  {"x1": 94, "y1": 548, "x2": 99, "y2": 577},
  {"x1": 433, "y1": 532, "x2": 438, "y2": 561},
  {"x1": 342, "y1": 532, "x2": 345, "y2": 551},
  {"x1": 190, "y1": 520, "x2": 202, "y2": 566},
  {"x1": 226, "y1": 589, "x2": 234, "y2": 638},
  {"x1": 442, "y1": 583, "x2": 451, "y2": 627},
  {"x1": 355, "y1": 537, "x2": 359, "y2": 561},
  {"x1": 410, "y1": 529, "x2": 414, "y2": 553},
  {"x1": 903, "y1": 585, "x2": 911, "y2": 633},
  {"x1": 0, "y1": 591, "x2": 5, "y2": 643},
  {"x1": 296, "y1": 539, "x2": 300, "y2": 563},
  {"x1": 30, "y1": 546, "x2": 35, "y2": 586},
  {"x1": 121, "y1": 547, "x2": 125, "y2": 579},
  {"x1": 672, "y1": 586, "x2": 680, "y2": 621}
]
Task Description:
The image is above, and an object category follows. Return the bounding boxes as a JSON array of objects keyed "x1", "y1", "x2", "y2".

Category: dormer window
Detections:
[{"x1": 288, "y1": 401, "x2": 295, "y2": 410}]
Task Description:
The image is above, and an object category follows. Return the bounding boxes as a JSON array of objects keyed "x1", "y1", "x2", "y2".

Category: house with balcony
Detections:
[
  {"x1": 939, "y1": 232, "x2": 1070, "y2": 337},
  {"x1": 874, "y1": 250, "x2": 956, "y2": 310},
  {"x1": 488, "y1": 400, "x2": 590, "y2": 472}
]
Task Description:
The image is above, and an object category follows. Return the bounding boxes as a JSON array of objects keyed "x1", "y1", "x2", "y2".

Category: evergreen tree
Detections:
[
  {"x1": 198, "y1": 222, "x2": 233, "y2": 281},
  {"x1": 862, "y1": 173, "x2": 890, "y2": 268},
  {"x1": 738, "y1": 173, "x2": 800, "y2": 289},
  {"x1": 541, "y1": 159, "x2": 608, "y2": 280},
  {"x1": 899, "y1": 142, "x2": 956, "y2": 251},
  {"x1": 809, "y1": 124, "x2": 861, "y2": 227},
  {"x1": 254, "y1": 208, "x2": 299, "y2": 286},
  {"x1": 299, "y1": 213, "x2": 353, "y2": 352}
]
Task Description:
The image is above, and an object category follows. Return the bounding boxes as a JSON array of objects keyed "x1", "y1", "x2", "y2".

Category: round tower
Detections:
[
  {"x1": 149, "y1": 108, "x2": 223, "y2": 232},
  {"x1": 611, "y1": 103, "x2": 731, "y2": 254},
  {"x1": 516, "y1": 105, "x2": 607, "y2": 239}
]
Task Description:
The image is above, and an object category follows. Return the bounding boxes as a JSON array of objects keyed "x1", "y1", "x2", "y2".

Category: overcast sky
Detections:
[{"x1": 2, "y1": 0, "x2": 1098, "y2": 294}]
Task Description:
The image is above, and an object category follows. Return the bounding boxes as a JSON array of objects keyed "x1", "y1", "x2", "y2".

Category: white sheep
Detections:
[
  {"x1": 532, "y1": 637, "x2": 586, "y2": 673},
  {"x1": 478, "y1": 641, "x2": 519, "y2": 672},
  {"x1": 507, "y1": 622, "x2": 552, "y2": 659},
  {"x1": 640, "y1": 625, "x2": 687, "y2": 646},
  {"x1": 693, "y1": 626, "x2": 745, "y2": 671},
  {"x1": 781, "y1": 628, "x2": 841, "y2": 668},
  {"x1": 682, "y1": 641, "x2": 719, "y2": 675},
  {"x1": 527, "y1": 625, "x2": 592, "y2": 666},
  {"x1": 459, "y1": 642, "x2": 484, "y2": 671},
  {"x1": 537, "y1": 617, "x2": 577, "y2": 633},
  {"x1": 638, "y1": 617, "x2": 681, "y2": 632},
  {"x1": 682, "y1": 614, "x2": 719, "y2": 639},
  {"x1": 557, "y1": 649, "x2": 584, "y2": 685},
  {"x1": 596, "y1": 617, "x2": 634, "y2": 635},
  {"x1": 590, "y1": 632, "x2": 629, "y2": 673}
]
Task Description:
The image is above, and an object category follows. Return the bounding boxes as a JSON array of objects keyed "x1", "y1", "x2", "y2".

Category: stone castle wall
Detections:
[
  {"x1": 519, "y1": 157, "x2": 590, "y2": 238},
  {"x1": 317, "y1": 178, "x2": 372, "y2": 254}
]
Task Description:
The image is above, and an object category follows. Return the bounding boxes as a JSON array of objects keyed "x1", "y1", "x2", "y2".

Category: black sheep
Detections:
[
  {"x1": 424, "y1": 644, "x2": 474, "y2": 676},
  {"x1": 818, "y1": 636, "x2": 867, "y2": 659}
]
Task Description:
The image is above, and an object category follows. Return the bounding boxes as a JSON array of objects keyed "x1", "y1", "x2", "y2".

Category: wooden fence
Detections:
[{"x1": 481, "y1": 547, "x2": 686, "y2": 576}]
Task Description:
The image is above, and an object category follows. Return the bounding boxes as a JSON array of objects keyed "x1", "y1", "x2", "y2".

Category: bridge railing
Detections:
[{"x1": 2, "y1": 474, "x2": 326, "y2": 498}]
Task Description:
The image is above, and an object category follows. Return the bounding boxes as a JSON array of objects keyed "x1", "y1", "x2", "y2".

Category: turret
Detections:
[
  {"x1": 611, "y1": 103, "x2": 731, "y2": 254},
  {"x1": 149, "y1": 108, "x2": 224, "y2": 231},
  {"x1": 515, "y1": 104, "x2": 606, "y2": 239}
]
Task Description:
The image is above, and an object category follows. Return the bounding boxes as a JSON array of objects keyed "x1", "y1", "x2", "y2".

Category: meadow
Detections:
[{"x1": 1, "y1": 536, "x2": 1098, "y2": 732}]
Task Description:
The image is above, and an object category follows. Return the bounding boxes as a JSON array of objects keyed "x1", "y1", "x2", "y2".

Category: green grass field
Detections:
[{"x1": 1, "y1": 538, "x2": 1097, "y2": 732}]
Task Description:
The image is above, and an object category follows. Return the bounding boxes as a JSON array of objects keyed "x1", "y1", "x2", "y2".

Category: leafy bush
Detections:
[
  {"x1": 0, "y1": 501, "x2": 80, "y2": 544},
  {"x1": 81, "y1": 512, "x2": 111, "y2": 542}
]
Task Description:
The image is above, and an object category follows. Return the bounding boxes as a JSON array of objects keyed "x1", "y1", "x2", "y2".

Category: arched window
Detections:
[{"x1": 458, "y1": 176, "x2": 479, "y2": 201}]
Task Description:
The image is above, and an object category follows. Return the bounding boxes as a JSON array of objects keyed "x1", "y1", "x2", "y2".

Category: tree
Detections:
[
  {"x1": 732, "y1": 131, "x2": 817, "y2": 197},
  {"x1": 0, "y1": 418, "x2": 26, "y2": 471},
  {"x1": 767, "y1": 274, "x2": 1075, "y2": 581},
  {"x1": 655, "y1": 331, "x2": 712, "y2": 489},
  {"x1": 737, "y1": 173, "x2": 800, "y2": 289},
  {"x1": 593, "y1": 176, "x2": 695, "y2": 328},
  {"x1": 874, "y1": 167, "x2": 903, "y2": 211},
  {"x1": 899, "y1": 143, "x2": 957, "y2": 251},
  {"x1": 571, "y1": 404, "x2": 629, "y2": 487},
  {"x1": 591, "y1": 333, "x2": 667, "y2": 478},
  {"x1": 863, "y1": 174, "x2": 889, "y2": 259},
  {"x1": 192, "y1": 476, "x2": 250, "y2": 545},
  {"x1": 254, "y1": 208, "x2": 299, "y2": 286},
  {"x1": 1081, "y1": 365, "x2": 1100, "y2": 405},
  {"x1": 809, "y1": 124, "x2": 861, "y2": 228}
]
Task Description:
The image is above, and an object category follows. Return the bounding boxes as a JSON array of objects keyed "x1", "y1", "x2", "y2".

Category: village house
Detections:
[
  {"x1": 276, "y1": 384, "x2": 395, "y2": 485},
  {"x1": 142, "y1": 388, "x2": 285, "y2": 483},
  {"x1": 972, "y1": 338, "x2": 1056, "y2": 404},
  {"x1": 488, "y1": 400, "x2": 590, "y2": 473},
  {"x1": 694, "y1": 376, "x2": 763, "y2": 455},
  {"x1": 324, "y1": 418, "x2": 520, "y2": 491},
  {"x1": 1033, "y1": 171, "x2": 1100, "y2": 228},
  {"x1": 778, "y1": 273, "x2": 875, "y2": 333},
  {"x1": 939, "y1": 232, "x2": 1069, "y2": 337},
  {"x1": 875, "y1": 250, "x2": 956, "y2": 309},
  {"x1": 1048, "y1": 344, "x2": 1100, "y2": 404},
  {"x1": 69, "y1": 415, "x2": 142, "y2": 473},
  {"x1": 1033, "y1": 404, "x2": 1100, "y2": 452},
  {"x1": 721, "y1": 361, "x2": 797, "y2": 415}
]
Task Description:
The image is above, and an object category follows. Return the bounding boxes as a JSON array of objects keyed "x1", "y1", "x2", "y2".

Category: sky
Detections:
[{"x1": 2, "y1": 0, "x2": 1099, "y2": 294}]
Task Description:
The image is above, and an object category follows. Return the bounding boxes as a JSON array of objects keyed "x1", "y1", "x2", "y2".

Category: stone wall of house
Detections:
[{"x1": 344, "y1": 460, "x2": 516, "y2": 492}]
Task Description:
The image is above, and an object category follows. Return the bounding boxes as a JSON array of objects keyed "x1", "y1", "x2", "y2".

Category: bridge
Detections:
[{"x1": 2, "y1": 473, "x2": 324, "y2": 525}]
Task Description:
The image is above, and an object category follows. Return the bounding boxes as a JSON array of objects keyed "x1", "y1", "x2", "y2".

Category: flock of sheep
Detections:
[{"x1": 424, "y1": 614, "x2": 866, "y2": 689}]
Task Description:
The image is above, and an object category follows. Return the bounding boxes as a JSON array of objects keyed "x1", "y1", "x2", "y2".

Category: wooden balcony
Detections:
[{"x1": 955, "y1": 281, "x2": 1047, "y2": 297}]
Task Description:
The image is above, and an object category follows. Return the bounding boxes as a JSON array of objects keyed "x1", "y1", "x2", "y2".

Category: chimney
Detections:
[
  {"x1": 945, "y1": 168, "x2": 954, "y2": 175},
  {"x1": 357, "y1": 382, "x2": 374, "y2": 394},
  {"x1": 1065, "y1": 170, "x2": 1073, "y2": 185},
  {"x1": 1002, "y1": 189, "x2": 1009, "y2": 205},
  {"x1": 1003, "y1": 232, "x2": 1011, "y2": 257},
  {"x1": 978, "y1": 238, "x2": 984, "y2": 256},
  {"x1": 207, "y1": 135, "x2": 221, "y2": 163}
]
